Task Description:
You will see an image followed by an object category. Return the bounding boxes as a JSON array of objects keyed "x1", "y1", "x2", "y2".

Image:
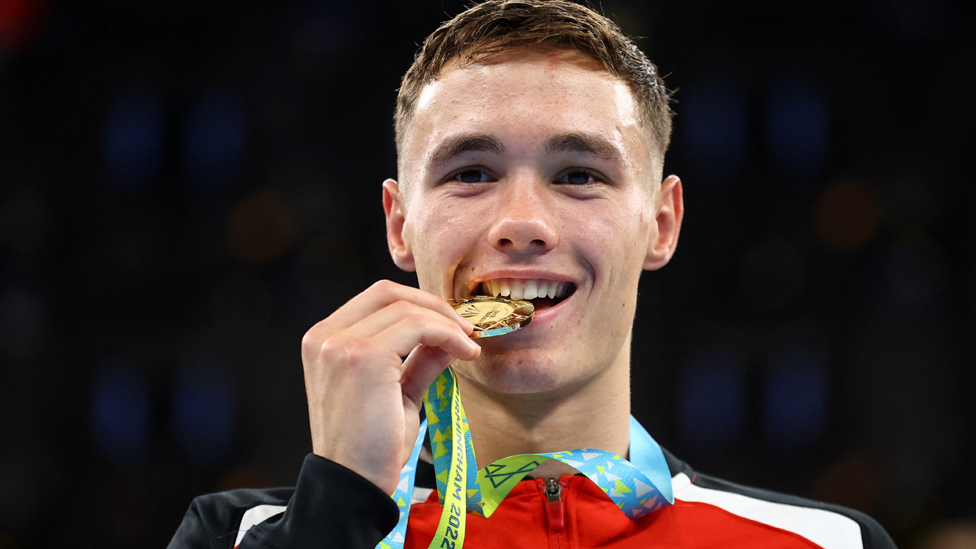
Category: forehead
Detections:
[{"x1": 401, "y1": 48, "x2": 649, "y2": 173}]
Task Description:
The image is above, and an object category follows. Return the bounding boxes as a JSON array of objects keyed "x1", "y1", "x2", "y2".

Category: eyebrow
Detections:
[
  {"x1": 425, "y1": 131, "x2": 623, "y2": 170},
  {"x1": 428, "y1": 134, "x2": 505, "y2": 169},
  {"x1": 544, "y1": 132, "x2": 623, "y2": 164}
]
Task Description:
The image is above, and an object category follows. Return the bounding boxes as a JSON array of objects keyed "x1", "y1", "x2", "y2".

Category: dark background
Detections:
[{"x1": 1, "y1": 0, "x2": 974, "y2": 547}]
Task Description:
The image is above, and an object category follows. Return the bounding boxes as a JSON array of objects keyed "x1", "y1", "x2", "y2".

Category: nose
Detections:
[{"x1": 486, "y1": 176, "x2": 559, "y2": 255}]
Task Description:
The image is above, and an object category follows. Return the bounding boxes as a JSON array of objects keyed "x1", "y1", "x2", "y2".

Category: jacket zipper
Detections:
[{"x1": 544, "y1": 477, "x2": 566, "y2": 533}]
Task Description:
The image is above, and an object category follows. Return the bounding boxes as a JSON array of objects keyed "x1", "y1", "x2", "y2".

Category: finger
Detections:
[
  {"x1": 400, "y1": 344, "x2": 455, "y2": 412},
  {"x1": 304, "y1": 300, "x2": 472, "y2": 368},
  {"x1": 364, "y1": 311, "x2": 480, "y2": 362},
  {"x1": 322, "y1": 280, "x2": 472, "y2": 335},
  {"x1": 310, "y1": 307, "x2": 476, "y2": 389}
]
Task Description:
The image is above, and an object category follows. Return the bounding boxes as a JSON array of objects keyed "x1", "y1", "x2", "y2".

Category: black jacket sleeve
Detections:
[{"x1": 167, "y1": 454, "x2": 400, "y2": 549}]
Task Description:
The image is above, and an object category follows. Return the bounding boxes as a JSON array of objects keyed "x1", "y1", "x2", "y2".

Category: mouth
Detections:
[{"x1": 474, "y1": 278, "x2": 575, "y2": 311}]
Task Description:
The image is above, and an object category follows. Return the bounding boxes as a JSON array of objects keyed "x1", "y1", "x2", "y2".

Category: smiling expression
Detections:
[{"x1": 385, "y1": 48, "x2": 682, "y2": 396}]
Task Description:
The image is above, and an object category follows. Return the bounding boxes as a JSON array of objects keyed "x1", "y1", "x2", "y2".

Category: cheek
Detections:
[
  {"x1": 409, "y1": 201, "x2": 479, "y2": 277},
  {"x1": 572, "y1": 201, "x2": 650, "y2": 268}
]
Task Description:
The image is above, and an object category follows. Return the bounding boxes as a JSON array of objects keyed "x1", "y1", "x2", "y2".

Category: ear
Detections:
[
  {"x1": 644, "y1": 175, "x2": 684, "y2": 271},
  {"x1": 383, "y1": 179, "x2": 416, "y2": 272}
]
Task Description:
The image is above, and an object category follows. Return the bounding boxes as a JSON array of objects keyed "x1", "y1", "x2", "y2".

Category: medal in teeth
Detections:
[{"x1": 448, "y1": 296, "x2": 534, "y2": 338}]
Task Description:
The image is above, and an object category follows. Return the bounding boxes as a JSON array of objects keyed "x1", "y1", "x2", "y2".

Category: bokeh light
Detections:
[
  {"x1": 762, "y1": 348, "x2": 827, "y2": 451},
  {"x1": 172, "y1": 360, "x2": 235, "y2": 468},
  {"x1": 90, "y1": 361, "x2": 151, "y2": 468},
  {"x1": 0, "y1": 529, "x2": 20, "y2": 548},
  {"x1": 678, "y1": 349, "x2": 746, "y2": 450},
  {"x1": 814, "y1": 178, "x2": 882, "y2": 253},
  {"x1": 811, "y1": 455, "x2": 877, "y2": 512},
  {"x1": 916, "y1": 521, "x2": 976, "y2": 549},
  {"x1": 226, "y1": 191, "x2": 296, "y2": 265},
  {"x1": 103, "y1": 88, "x2": 165, "y2": 190},
  {"x1": 764, "y1": 75, "x2": 829, "y2": 180},
  {"x1": 679, "y1": 80, "x2": 750, "y2": 185},
  {"x1": 183, "y1": 87, "x2": 247, "y2": 191},
  {"x1": 0, "y1": 0, "x2": 47, "y2": 54}
]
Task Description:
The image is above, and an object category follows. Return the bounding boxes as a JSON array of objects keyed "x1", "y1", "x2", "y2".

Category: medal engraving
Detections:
[{"x1": 448, "y1": 297, "x2": 534, "y2": 338}]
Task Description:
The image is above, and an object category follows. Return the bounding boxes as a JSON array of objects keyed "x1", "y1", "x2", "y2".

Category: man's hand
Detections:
[{"x1": 301, "y1": 280, "x2": 481, "y2": 495}]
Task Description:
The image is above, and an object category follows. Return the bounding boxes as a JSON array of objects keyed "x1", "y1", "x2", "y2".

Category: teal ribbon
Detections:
[{"x1": 377, "y1": 369, "x2": 674, "y2": 549}]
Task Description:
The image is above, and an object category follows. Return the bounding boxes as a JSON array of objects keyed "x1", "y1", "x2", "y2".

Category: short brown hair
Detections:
[{"x1": 394, "y1": 0, "x2": 673, "y2": 160}]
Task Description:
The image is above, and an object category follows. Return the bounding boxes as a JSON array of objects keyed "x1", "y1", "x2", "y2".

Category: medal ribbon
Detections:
[
  {"x1": 377, "y1": 367, "x2": 673, "y2": 549},
  {"x1": 378, "y1": 417, "x2": 428, "y2": 549}
]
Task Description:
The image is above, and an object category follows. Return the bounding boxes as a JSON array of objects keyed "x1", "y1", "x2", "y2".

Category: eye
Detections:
[
  {"x1": 450, "y1": 169, "x2": 494, "y2": 183},
  {"x1": 555, "y1": 170, "x2": 601, "y2": 185}
]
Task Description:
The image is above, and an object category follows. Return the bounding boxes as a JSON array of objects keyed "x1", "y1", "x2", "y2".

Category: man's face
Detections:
[{"x1": 385, "y1": 48, "x2": 682, "y2": 396}]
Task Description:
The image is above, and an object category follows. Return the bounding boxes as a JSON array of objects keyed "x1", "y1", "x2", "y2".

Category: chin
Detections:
[{"x1": 454, "y1": 349, "x2": 573, "y2": 395}]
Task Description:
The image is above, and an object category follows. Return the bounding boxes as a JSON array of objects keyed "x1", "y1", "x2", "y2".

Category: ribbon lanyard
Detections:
[{"x1": 378, "y1": 367, "x2": 674, "y2": 549}]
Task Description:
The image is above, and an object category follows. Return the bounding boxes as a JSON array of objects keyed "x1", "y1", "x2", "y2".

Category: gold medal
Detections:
[{"x1": 448, "y1": 296, "x2": 534, "y2": 338}]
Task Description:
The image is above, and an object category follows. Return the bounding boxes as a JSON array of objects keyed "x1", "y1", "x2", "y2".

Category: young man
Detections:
[{"x1": 169, "y1": 1, "x2": 894, "y2": 547}]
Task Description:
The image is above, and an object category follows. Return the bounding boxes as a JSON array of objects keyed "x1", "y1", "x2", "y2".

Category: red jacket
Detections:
[
  {"x1": 407, "y1": 473, "x2": 862, "y2": 549},
  {"x1": 168, "y1": 452, "x2": 894, "y2": 549}
]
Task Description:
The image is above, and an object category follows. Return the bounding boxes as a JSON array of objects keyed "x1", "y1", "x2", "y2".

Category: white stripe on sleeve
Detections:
[
  {"x1": 672, "y1": 473, "x2": 863, "y2": 549},
  {"x1": 234, "y1": 504, "x2": 287, "y2": 547}
]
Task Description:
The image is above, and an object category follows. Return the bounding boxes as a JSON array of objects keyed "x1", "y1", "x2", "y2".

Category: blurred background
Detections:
[{"x1": 1, "y1": 0, "x2": 974, "y2": 547}]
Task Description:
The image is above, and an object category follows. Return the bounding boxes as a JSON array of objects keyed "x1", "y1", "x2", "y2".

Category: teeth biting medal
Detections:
[{"x1": 447, "y1": 296, "x2": 534, "y2": 338}]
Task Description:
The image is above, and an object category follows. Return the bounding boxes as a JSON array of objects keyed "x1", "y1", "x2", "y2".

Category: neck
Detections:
[{"x1": 455, "y1": 349, "x2": 632, "y2": 475}]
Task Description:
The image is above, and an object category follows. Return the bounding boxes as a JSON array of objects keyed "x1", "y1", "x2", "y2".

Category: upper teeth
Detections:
[{"x1": 479, "y1": 279, "x2": 569, "y2": 300}]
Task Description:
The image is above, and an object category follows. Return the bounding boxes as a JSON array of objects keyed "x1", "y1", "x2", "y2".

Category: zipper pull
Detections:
[{"x1": 545, "y1": 477, "x2": 565, "y2": 532}]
